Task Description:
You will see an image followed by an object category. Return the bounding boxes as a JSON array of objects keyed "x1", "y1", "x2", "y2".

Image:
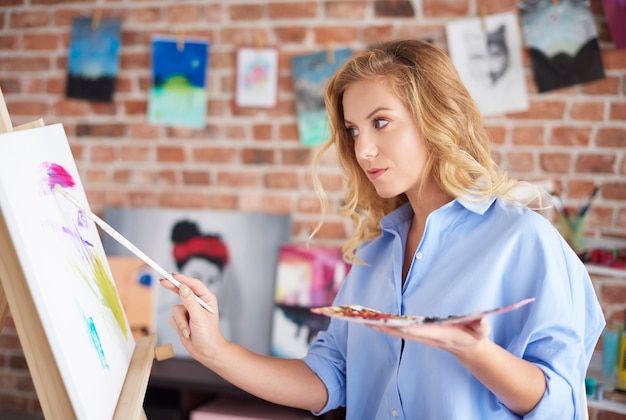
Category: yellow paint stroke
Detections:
[{"x1": 90, "y1": 252, "x2": 129, "y2": 340}]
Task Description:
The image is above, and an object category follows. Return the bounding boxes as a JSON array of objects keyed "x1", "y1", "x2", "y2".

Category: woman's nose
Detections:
[
  {"x1": 355, "y1": 131, "x2": 378, "y2": 159},
  {"x1": 356, "y1": 133, "x2": 378, "y2": 159}
]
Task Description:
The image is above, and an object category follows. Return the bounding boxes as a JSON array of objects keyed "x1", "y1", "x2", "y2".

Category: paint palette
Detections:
[{"x1": 310, "y1": 297, "x2": 535, "y2": 327}]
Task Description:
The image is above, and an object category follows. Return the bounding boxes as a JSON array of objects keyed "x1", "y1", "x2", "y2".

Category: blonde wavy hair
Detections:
[{"x1": 311, "y1": 39, "x2": 544, "y2": 264}]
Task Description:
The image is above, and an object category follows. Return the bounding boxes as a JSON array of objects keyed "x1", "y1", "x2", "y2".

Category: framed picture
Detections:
[{"x1": 235, "y1": 46, "x2": 279, "y2": 108}]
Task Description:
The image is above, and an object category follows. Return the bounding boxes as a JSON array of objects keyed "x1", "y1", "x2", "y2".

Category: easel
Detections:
[{"x1": 0, "y1": 88, "x2": 168, "y2": 419}]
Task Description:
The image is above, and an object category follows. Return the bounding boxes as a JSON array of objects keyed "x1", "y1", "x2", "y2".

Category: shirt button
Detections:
[
  {"x1": 392, "y1": 409, "x2": 398, "y2": 417},
  {"x1": 415, "y1": 252, "x2": 423, "y2": 260}
]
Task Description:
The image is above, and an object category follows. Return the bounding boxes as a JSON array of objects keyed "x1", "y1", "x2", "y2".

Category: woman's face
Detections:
[{"x1": 343, "y1": 79, "x2": 429, "y2": 200}]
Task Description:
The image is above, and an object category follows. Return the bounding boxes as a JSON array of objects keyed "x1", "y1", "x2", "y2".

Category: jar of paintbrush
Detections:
[{"x1": 555, "y1": 186, "x2": 599, "y2": 252}]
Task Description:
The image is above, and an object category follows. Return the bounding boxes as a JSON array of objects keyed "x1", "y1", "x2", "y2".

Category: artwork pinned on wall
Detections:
[
  {"x1": 0, "y1": 124, "x2": 135, "y2": 419},
  {"x1": 445, "y1": 11, "x2": 529, "y2": 116},
  {"x1": 518, "y1": 0, "x2": 605, "y2": 93},
  {"x1": 66, "y1": 16, "x2": 121, "y2": 102},
  {"x1": 102, "y1": 208, "x2": 292, "y2": 358},
  {"x1": 271, "y1": 244, "x2": 350, "y2": 358},
  {"x1": 291, "y1": 48, "x2": 352, "y2": 147},
  {"x1": 235, "y1": 46, "x2": 279, "y2": 108},
  {"x1": 602, "y1": 0, "x2": 626, "y2": 49},
  {"x1": 148, "y1": 36, "x2": 209, "y2": 129}
]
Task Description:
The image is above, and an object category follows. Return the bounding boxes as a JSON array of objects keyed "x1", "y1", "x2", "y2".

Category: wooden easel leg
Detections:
[
  {"x1": 0, "y1": 87, "x2": 13, "y2": 332},
  {"x1": 0, "y1": 87, "x2": 12, "y2": 133},
  {"x1": 0, "y1": 88, "x2": 45, "y2": 333}
]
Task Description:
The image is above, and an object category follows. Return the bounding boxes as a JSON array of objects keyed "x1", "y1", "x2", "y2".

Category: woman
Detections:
[{"x1": 164, "y1": 39, "x2": 604, "y2": 419}]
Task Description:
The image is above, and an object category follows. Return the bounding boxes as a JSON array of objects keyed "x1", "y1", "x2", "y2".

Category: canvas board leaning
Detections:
[{"x1": 0, "y1": 123, "x2": 135, "y2": 419}]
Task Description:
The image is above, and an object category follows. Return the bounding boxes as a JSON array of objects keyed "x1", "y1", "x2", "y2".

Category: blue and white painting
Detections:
[
  {"x1": 291, "y1": 48, "x2": 352, "y2": 147},
  {"x1": 66, "y1": 16, "x2": 121, "y2": 102},
  {"x1": 148, "y1": 37, "x2": 209, "y2": 129}
]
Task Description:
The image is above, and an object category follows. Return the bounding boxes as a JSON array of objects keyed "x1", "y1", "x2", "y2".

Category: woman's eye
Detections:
[
  {"x1": 346, "y1": 127, "x2": 359, "y2": 137},
  {"x1": 373, "y1": 118, "x2": 389, "y2": 129}
]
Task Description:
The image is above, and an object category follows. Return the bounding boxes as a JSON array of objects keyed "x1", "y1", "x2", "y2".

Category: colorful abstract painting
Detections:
[
  {"x1": 148, "y1": 36, "x2": 209, "y2": 129},
  {"x1": 235, "y1": 46, "x2": 279, "y2": 108},
  {"x1": 0, "y1": 124, "x2": 135, "y2": 418},
  {"x1": 291, "y1": 48, "x2": 352, "y2": 147},
  {"x1": 103, "y1": 208, "x2": 291, "y2": 358},
  {"x1": 271, "y1": 244, "x2": 349, "y2": 358},
  {"x1": 518, "y1": 0, "x2": 605, "y2": 92},
  {"x1": 446, "y1": 12, "x2": 529, "y2": 116},
  {"x1": 66, "y1": 16, "x2": 121, "y2": 102}
]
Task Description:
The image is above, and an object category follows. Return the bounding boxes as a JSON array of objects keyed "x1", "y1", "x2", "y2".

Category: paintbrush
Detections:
[
  {"x1": 53, "y1": 184, "x2": 215, "y2": 314},
  {"x1": 578, "y1": 185, "x2": 600, "y2": 218}
]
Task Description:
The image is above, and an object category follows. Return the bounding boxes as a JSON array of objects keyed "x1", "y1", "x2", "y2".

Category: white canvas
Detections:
[
  {"x1": 102, "y1": 208, "x2": 291, "y2": 358},
  {"x1": 0, "y1": 124, "x2": 135, "y2": 419},
  {"x1": 446, "y1": 11, "x2": 529, "y2": 116}
]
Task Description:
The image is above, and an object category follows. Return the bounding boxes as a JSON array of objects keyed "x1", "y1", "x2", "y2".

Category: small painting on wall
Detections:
[
  {"x1": 148, "y1": 36, "x2": 209, "y2": 129},
  {"x1": 271, "y1": 244, "x2": 349, "y2": 358},
  {"x1": 66, "y1": 16, "x2": 121, "y2": 102},
  {"x1": 235, "y1": 46, "x2": 279, "y2": 108},
  {"x1": 291, "y1": 48, "x2": 352, "y2": 147},
  {"x1": 446, "y1": 11, "x2": 529, "y2": 116},
  {"x1": 518, "y1": 0, "x2": 605, "y2": 92}
]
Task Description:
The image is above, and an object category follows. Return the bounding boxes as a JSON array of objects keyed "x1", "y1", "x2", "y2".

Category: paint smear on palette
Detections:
[
  {"x1": 77, "y1": 300, "x2": 110, "y2": 370},
  {"x1": 41, "y1": 162, "x2": 75, "y2": 190}
]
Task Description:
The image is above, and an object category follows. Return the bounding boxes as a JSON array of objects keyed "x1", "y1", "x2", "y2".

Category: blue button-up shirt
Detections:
[{"x1": 304, "y1": 198, "x2": 605, "y2": 419}]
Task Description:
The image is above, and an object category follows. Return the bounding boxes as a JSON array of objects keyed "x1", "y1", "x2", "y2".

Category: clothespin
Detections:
[
  {"x1": 177, "y1": 30, "x2": 185, "y2": 52},
  {"x1": 479, "y1": 6, "x2": 488, "y2": 32},
  {"x1": 326, "y1": 42, "x2": 335, "y2": 65},
  {"x1": 92, "y1": 8, "x2": 102, "y2": 30},
  {"x1": 254, "y1": 31, "x2": 264, "y2": 51}
]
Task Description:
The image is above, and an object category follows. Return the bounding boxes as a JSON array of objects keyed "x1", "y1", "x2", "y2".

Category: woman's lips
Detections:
[{"x1": 366, "y1": 168, "x2": 387, "y2": 180}]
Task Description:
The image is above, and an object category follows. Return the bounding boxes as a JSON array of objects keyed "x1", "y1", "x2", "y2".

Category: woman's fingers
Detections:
[{"x1": 170, "y1": 305, "x2": 191, "y2": 339}]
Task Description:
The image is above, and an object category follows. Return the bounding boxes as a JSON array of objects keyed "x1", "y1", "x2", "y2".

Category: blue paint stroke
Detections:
[{"x1": 78, "y1": 302, "x2": 110, "y2": 370}]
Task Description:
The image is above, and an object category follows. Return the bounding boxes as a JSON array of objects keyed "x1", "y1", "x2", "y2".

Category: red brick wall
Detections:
[{"x1": 0, "y1": 0, "x2": 625, "y2": 416}]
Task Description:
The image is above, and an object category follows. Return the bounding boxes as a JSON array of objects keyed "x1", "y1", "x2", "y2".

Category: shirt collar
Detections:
[
  {"x1": 455, "y1": 196, "x2": 497, "y2": 215},
  {"x1": 380, "y1": 196, "x2": 497, "y2": 229}
]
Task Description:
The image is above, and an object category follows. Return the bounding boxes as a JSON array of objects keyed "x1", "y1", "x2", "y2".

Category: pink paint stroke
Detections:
[{"x1": 41, "y1": 162, "x2": 75, "y2": 190}]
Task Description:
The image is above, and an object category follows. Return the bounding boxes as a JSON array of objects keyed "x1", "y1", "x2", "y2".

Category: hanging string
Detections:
[
  {"x1": 479, "y1": 6, "x2": 488, "y2": 32},
  {"x1": 254, "y1": 31, "x2": 264, "y2": 51},
  {"x1": 177, "y1": 30, "x2": 185, "y2": 52},
  {"x1": 92, "y1": 8, "x2": 102, "y2": 30},
  {"x1": 326, "y1": 42, "x2": 335, "y2": 64}
]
